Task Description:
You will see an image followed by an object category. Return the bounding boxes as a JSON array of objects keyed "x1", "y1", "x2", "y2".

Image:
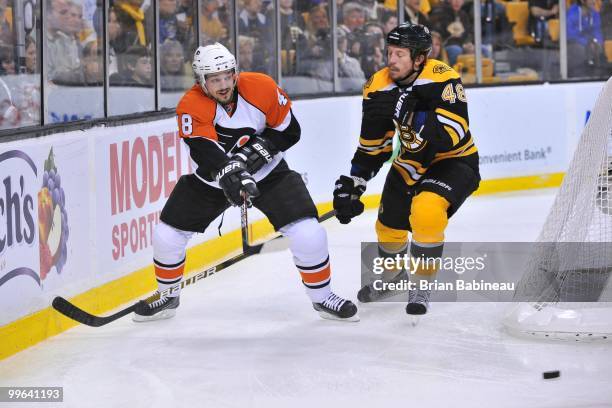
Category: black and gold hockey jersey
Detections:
[{"x1": 351, "y1": 58, "x2": 478, "y2": 186}]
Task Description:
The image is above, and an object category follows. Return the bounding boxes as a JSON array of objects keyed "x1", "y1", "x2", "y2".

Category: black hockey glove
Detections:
[
  {"x1": 333, "y1": 175, "x2": 367, "y2": 224},
  {"x1": 362, "y1": 88, "x2": 399, "y2": 121},
  {"x1": 393, "y1": 88, "x2": 419, "y2": 127},
  {"x1": 216, "y1": 160, "x2": 260, "y2": 206},
  {"x1": 234, "y1": 135, "x2": 279, "y2": 174}
]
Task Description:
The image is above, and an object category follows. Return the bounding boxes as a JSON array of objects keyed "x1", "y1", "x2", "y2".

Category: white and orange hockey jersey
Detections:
[{"x1": 176, "y1": 72, "x2": 294, "y2": 188}]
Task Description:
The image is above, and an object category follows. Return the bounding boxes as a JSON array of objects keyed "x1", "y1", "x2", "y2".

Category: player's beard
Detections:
[{"x1": 212, "y1": 87, "x2": 234, "y2": 105}]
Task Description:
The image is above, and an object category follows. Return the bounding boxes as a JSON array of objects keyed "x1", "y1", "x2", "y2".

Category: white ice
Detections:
[{"x1": 2, "y1": 188, "x2": 612, "y2": 408}]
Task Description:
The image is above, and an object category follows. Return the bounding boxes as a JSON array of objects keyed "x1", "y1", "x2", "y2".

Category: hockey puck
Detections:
[{"x1": 543, "y1": 370, "x2": 560, "y2": 379}]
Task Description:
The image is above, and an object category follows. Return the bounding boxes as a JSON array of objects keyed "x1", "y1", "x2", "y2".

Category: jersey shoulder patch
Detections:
[
  {"x1": 237, "y1": 72, "x2": 287, "y2": 110},
  {"x1": 363, "y1": 68, "x2": 396, "y2": 98},
  {"x1": 415, "y1": 59, "x2": 460, "y2": 85},
  {"x1": 237, "y1": 72, "x2": 291, "y2": 128}
]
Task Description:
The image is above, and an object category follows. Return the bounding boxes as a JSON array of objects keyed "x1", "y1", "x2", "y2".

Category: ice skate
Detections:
[
  {"x1": 406, "y1": 287, "x2": 430, "y2": 326},
  {"x1": 313, "y1": 293, "x2": 359, "y2": 322},
  {"x1": 133, "y1": 293, "x2": 180, "y2": 322},
  {"x1": 357, "y1": 269, "x2": 408, "y2": 303}
]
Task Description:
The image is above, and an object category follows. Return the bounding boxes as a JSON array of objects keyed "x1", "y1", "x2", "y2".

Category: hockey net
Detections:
[{"x1": 503, "y1": 77, "x2": 612, "y2": 341}]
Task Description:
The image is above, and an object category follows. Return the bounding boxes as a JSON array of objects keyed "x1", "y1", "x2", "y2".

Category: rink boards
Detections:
[{"x1": 0, "y1": 80, "x2": 605, "y2": 359}]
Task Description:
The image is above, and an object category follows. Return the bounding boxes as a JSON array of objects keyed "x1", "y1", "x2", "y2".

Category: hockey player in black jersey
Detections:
[{"x1": 333, "y1": 23, "x2": 481, "y2": 316}]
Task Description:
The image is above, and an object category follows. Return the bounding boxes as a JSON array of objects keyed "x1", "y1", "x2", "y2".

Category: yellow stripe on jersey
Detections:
[
  {"x1": 432, "y1": 145, "x2": 478, "y2": 164},
  {"x1": 363, "y1": 68, "x2": 396, "y2": 97},
  {"x1": 359, "y1": 130, "x2": 394, "y2": 146},
  {"x1": 443, "y1": 125, "x2": 460, "y2": 146},
  {"x1": 435, "y1": 107, "x2": 468, "y2": 132}
]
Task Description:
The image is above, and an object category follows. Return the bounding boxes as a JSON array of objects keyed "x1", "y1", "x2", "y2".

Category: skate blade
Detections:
[
  {"x1": 409, "y1": 315, "x2": 421, "y2": 327},
  {"x1": 358, "y1": 289, "x2": 406, "y2": 303},
  {"x1": 132, "y1": 308, "x2": 177, "y2": 322},
  {"x1": 317, "y1": 310, "x2": 360, "y2": 322}
]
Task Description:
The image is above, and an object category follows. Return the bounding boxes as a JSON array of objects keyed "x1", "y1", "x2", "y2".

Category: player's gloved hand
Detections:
[
  {"x1": 216, "y1": 160, "x2": 260, "y2": 206},
  {"x1": 234, "y1": 135, "x2": 279, "y2": 174},
  {"x1": 333, "y1": 175, "x2": 367, "y2": 224},
  {"x1": 393, "y1": 88, "x2": 419, "y2": 126},
  {"x1": 362, "y1": 88, "x2": 399, "y2": 121}
]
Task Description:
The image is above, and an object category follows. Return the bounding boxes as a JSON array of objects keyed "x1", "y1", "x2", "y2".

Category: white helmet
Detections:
[{"x1": 192, "y1": 43, "x2": 237, "y2": 84}]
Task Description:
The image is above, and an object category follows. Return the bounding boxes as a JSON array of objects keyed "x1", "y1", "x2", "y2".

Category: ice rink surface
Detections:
[{"x1": 2, "y1": 188, "x2": 612, "y2": 408}]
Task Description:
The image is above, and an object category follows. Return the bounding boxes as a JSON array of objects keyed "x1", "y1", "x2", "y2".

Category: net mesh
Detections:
[{"x1": 504, "y1": 78, "x2": 612, "y2": 339}]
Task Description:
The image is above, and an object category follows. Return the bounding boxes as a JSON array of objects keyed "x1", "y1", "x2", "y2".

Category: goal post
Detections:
[{"x1": 503, "y1": 77, "x2": 612, "y2": 341}]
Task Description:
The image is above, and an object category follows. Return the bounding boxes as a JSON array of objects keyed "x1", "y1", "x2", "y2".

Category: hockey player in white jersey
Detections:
[{"x1": 133, "y1": 43, "x2": 358, "y2": 322}]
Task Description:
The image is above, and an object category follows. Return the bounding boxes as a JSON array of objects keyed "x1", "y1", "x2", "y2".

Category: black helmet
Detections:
[{"x1": 386, "y1": 23, "x2": 432, "y2": 60}]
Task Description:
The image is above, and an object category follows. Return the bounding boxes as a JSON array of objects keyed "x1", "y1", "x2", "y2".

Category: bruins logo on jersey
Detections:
[
  {"x1": 432, "y1": 64, "x2": 452, "y2": 75},
  {"x1": 397, "y1": 123, "x2": 426, "y2": 152}
]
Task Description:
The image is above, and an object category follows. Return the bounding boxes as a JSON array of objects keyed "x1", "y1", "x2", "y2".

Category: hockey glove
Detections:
[
  {"x1": 234, "y1": 135, "x2": 279, "y2": 174},
  {"x1": 333, "y1": 175, "x2": 367, "y2": 224},
  {"x1": 216, "y1": 160, "x2": 260, "y2": 206},
  {"x1": 362, "y1": 88, "x2": 399, "y2": 121},
  {"x1": 392, "y1": 88, "x2": 419, "y2": 126}
]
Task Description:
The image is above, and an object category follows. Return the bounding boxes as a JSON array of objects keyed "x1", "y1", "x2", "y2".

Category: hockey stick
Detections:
[
  {"x1": 239, "y1": 196, "x2": 336, "y2": 254},
  {"x1": 52, "y1": 198, "x2": 337, "y2": 327}
]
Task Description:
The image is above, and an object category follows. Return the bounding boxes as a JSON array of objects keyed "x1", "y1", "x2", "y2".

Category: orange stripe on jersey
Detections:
[
  {"x1": 299, "y1": 264, "x2": 331, "y2": 285},
  {"x1": 237, "y1": 72, "x2": 291, "y2": 128},
  {"x1": 155, "y1": 263, "x2": 185, "y2": 281},
  {"x1": 176, "y1": 85, "x2": 219, "y2": 141}
]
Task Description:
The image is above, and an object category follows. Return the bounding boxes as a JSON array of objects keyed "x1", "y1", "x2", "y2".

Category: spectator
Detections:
[
  {"x1": 160, "y1": 39, "x2": 191, "y2": 91},
  {"x1": 567, "y1": 0, "x2": 604, "y2": 77},
  {"x1": 380, "y1": 9, "x2": 398, "y2": 36},
  {"x1": 82, "y1": 40, "x2": 102, "y2": 84},
  {"x1": 464, "y1": 0, "x2": 511, "y2": 51},
  {"x1": 46, "y1": 0, "x2": 82, "y2": 83},
  {"x1": 404, "y1": 0, "x2": 430, "y2": 27},
  {"x1": 239, "y1": 0, "x2": 268, "y2": 37},
  {"x1": 66, "y1": 1, "x2": 85, "y2": 44},
  {"x1": 277, "y1": 0, "x2": 306, "y2": 52},
  {"x1": 358, "y1": 0, "x2": 384, "y2": 21},
  {"x1": 337, "y1": 28, "x2": 365, "y2": 82},
  {"x1": 339, "y1": 2, "x2": 367, "y2": 60},
  {"x1": 159, "y1": 0, "x2": 179, "y2": 43},
  {"x1": 110, "y1": 45, "x2": 152, "y2": 86},
  {"x1": 238, "y1": 35, "x2": 256, "y2": 71},
  {"x1": 239, "y1": 0, "x2": 274, "y2": 74},
  {"x1": 200, "y1": 0, "x2": 227, "y2": 44},
  {"x1": 107, "y1": 7, "x2": 122, "y2": 75},
  {"x1": 112, "y1": 0, "x2": 153, "y2": 47},
  {"x1": 360, "y1": 22, "x2": 385, "y2": 78},
  {"x1": 0, "y1": 0, "x2": 13, "y2": 46},
  {"x1": 294, "y1": 4, "x2": 331, "y2": 78},
  {"x1": 528, "y1": 0, "x2": 558, "y2": 43},
  {"x1": 340, "y1": 2, "x2": 366, "y2": 33},
  {"x1": 429, "y1": 0, "x2": 474, "y2": 65},
  {"x1": 0, "y1": 45, "x2": 15, "y2": 75},
  {"x1": 429, "y1": 30, "x2": 449, "y2": 64},
  {"x1": 25, "y1": 37, "x2": 37, "y2": 74}
]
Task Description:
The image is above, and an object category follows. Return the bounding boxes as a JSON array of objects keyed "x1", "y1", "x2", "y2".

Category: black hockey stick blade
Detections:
[{"x1": 52, "y1": 296, "x2": 142, "y2": 327}]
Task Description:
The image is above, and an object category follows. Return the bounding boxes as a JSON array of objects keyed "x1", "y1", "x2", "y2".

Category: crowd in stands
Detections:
[{"x1": 0, "y1": 0, "x2": 610, "y2": 128}]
